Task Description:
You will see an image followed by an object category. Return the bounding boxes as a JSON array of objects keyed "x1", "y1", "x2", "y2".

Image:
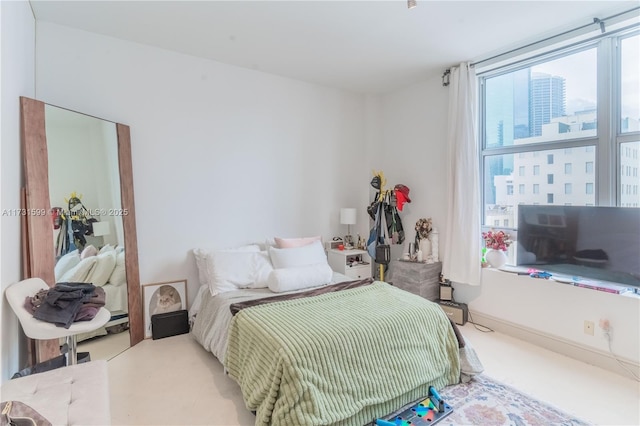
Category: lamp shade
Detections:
[
  {"x1": 92, "y1": 221, "x2": 110, "y2": 237},
  {"x1": 340, "y1": 208, "x2": 357, "y2": 225}
]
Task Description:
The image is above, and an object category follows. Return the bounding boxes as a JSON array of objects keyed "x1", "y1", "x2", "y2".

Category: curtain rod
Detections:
[{"x1": 442, "y1": 6, "x2": 640, "y2": 86}]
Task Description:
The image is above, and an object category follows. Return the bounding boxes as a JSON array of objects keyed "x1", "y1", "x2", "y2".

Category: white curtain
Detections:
[{"x1": 442, "y1": 63, "x2": 482, "y2": 286}]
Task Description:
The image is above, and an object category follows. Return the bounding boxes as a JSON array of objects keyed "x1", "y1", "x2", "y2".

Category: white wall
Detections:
[
  {"x1": 0, "y1": 0, "x2": 35, "y2": 382},
  {"x1": 455, "y1": 270, "x2": 640, "y2": 364},
  {"x1": 376, "y1": 75, "x2": 450, "y2": 259},
  {"x1": 378, "y1": 70, "x2": 639, "y2": 368},
  {"x1": 35, "y1": 22, "x2": 371, "y2": 308}
]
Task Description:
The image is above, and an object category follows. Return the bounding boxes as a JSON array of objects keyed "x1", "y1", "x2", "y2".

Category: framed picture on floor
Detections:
[{"x1": 142, "y1": 279, "x2": 187, "y2": 339}]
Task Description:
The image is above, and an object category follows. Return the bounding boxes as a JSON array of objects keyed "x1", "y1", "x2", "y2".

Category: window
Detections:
[
  {"x1": 507, "y1": 185, "x2": 514, "y2": 195},
  {"x1": 618, "y1": 142, "x2": 640, "y2": 206},
  {"x1": 481, "y1": 29, "x2": 639, "y2": 229},
  {"x1": 585, "y1": 162, "x2": 594, "y2": 174},
  {"x1": 564, "y1": 163, "x2": 572, "y2": 174},
  {"x1": 621, "y1": 35, "x2": 639, "y2": 133},
  {"x1": 503, "y1": 219, "x2": 509, "y2": 227}
]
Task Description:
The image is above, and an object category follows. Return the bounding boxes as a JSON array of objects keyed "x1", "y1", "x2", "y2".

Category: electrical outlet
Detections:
[{"x1": 584, "y1": 320, "x2": 595, "y2": 336}]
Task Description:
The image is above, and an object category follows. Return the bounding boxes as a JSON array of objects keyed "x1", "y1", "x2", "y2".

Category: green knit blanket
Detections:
[{"x1": 225, "y1": 281, "x2": 460, "y2": 426}]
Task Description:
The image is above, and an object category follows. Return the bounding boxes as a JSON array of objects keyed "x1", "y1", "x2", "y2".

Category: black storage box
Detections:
[{"x1": 151, "y1": 310, "x2": 189, "y2": 340}]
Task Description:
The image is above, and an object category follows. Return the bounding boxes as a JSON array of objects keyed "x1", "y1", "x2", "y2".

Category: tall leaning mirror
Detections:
[{"x1": 20, "y1": 97, "x2": 143, "y2": 362}]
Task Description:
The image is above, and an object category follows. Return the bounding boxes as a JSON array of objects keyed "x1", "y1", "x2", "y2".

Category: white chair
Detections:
[{"x1": 5, "y1": 278, "x2": 111, "y2": 365}]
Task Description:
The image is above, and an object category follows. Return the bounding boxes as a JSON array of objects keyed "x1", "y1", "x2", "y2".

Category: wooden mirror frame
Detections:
[{"x1": 20, "y1": 96, "x2": 143, "y2": 361}]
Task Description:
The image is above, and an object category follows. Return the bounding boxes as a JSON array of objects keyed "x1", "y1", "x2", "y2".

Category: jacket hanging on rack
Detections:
[{"x1": 55, "y1": 196, "x2": 96, "y2": 257}]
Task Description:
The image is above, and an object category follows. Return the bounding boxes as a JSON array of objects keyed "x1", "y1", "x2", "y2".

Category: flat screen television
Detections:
[{"x1": 516, "y1": 205, "x2": 640, "y2": 288}]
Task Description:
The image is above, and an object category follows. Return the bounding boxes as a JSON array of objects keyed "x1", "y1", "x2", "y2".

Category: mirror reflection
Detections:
[{"x1": 45, "y1": 105, "x2": 130, "y2": 360}]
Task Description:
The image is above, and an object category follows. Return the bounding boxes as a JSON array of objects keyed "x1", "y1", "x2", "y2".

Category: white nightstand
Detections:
[{"x1": 327, "y1": 249, "x2": 372, "y2": 279}]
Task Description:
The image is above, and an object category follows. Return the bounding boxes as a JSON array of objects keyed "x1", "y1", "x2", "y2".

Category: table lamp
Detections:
[
  {"x1": 340, "y1": 208, "x2": 357, "y2": 249},
  {"x1": 91, "y1": 221, "x2": 110, "y2": 237}
]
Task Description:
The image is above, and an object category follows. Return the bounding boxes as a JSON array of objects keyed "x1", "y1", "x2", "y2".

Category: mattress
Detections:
[{"x1": 191, "y1": 272, "x2": 351, "y2": 363}]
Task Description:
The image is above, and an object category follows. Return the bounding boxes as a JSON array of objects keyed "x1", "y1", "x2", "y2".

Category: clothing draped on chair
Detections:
[{"x1": 442, "y1": 63, "x2": 482, "y2": 286}]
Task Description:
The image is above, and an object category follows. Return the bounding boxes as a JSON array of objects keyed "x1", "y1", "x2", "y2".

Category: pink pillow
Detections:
[
  {"x1": 274, "y1": 236, "x2": 322, "y2": 249},
  {"x1": 80, "y1": 245, "x2": 98, "y2": 259}
]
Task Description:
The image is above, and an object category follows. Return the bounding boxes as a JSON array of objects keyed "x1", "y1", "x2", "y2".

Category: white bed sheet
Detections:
[{"x1": 191, "y1": 272, "x2": 351, "y2": 363}]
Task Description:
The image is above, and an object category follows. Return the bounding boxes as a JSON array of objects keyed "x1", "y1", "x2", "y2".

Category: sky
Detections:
[{"x1": 534, "y1": 34, "x2": 639, "y2": 120}]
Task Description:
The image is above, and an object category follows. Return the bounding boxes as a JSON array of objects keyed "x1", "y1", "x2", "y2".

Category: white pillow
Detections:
[
  {"x1": 109, "y1": 251, "x2": 127, "y2": 287},
  {"x1": 193, "y1": 248, "x2": 211, "y2": 287},
  {"x1": 99, "y1": 244, "x2": 114, "y2": 254},
  {"x1": 55, "y1": 250, "x2": 80, "y2": 281},
  {"x1": 250, "y1": 251, "x2": 274, "y2": 289},
  {"x1": 267, "y1": 263, "x2": 333, "y2": 293},
  {"x1": 193, "y1": 245, "x2": 260, "y2": 288},
  {"x1": 86, "y1": 250, "x2": 117, "y2": 286},
  {"x1": 269, "y1": 240, "x2": 327, "y2": 269},
  {"x1": 59, "y1": 256, "x2": 98, "y2": 283},
  {"x1": 209, "y1": 250, "x2": 257, "y2": 295}
]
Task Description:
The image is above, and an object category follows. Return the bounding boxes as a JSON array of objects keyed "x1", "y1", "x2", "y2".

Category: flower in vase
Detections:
[
  {"x1": 482, "y1": 229, "x2": 512, "y2": 251},
  {"x1": 415, "y1": 218, "x2": 433, "y2": 240}
]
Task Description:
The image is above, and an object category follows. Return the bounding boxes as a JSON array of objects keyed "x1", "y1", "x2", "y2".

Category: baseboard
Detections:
[{"x1": 469, "y1": 310, "x2": 640, "y2": 380}]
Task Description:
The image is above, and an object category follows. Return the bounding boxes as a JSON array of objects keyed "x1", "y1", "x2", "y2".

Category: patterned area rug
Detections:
[{"x1": 437, "y1": 374, "x2": 591, "y2": 426}]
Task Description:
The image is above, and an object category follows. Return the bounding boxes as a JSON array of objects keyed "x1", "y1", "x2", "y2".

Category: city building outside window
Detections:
[
  {"x1": 480, "y1": 29, "x2": 639, "y2": 241},
  {"x1": 565, "y1": 183, "x2": 572, "y2": 194},
  {"x1": 586, "y1": 161, "x2": 594, "y2": 174},
  {"x1": 564, "y1": 163, "x2": 572, "y2": 174}
]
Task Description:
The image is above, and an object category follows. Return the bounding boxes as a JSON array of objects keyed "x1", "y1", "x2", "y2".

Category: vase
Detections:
[
  {"x1": 485, "y1": 249, "x2": 507, "y2": 268},
  {"x1": 429, "y1": 229, "x2": 439, "y2": 262},
  {"x1": 419, "y1": 239, "x2": 432, "y2": 257}
]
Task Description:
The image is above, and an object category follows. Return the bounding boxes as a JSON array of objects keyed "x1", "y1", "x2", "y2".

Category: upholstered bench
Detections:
[{"x1": 0, "y1": 360, "x2": 110, "y2": 425}]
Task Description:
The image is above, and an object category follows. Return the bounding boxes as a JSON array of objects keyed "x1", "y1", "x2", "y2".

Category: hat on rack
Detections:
[
  {"x1": 394, "y1": 184, "x2": 411, "y2": 211},
  {"x1": 370, "y1": 175, "x2": 381, "y2": 190}
]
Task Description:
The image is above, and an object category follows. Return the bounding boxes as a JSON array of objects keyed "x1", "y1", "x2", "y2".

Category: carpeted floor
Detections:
[{"x1": 438, "y1": 374, "x2": 591, "y2": 426}]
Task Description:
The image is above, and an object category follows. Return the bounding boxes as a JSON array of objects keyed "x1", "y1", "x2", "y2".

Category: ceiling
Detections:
[{"x1": 30, "y1": 1, "x2": 638, "y2": 94}]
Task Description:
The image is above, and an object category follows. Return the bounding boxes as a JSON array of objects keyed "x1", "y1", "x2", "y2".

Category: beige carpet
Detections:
[{"x1": 107, "y1": 325, "x2": 639, "y2": 425}]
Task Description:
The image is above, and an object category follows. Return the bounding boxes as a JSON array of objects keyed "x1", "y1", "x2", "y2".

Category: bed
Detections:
[
  {"x1": 191, "y1": 239, "x2": 482, "y2": 424},
  {"x1": 54, "y1": 245, "x2": 129, "y2": 341},
  {"x1": 192, "y1": 273, "x2": 481, "y2": 425}
]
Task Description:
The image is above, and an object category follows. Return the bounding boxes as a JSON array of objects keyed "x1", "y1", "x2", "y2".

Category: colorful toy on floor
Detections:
[{"x1": 373, "y1": 385, "x2": 453, "y2": 425}]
